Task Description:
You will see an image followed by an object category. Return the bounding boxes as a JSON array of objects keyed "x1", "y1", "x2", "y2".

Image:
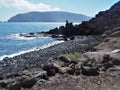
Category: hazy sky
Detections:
[{"x1": 0, "y1": 0, "x2": 119, "y2": 21}]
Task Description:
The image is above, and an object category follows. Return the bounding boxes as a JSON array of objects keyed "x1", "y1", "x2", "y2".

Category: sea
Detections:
[{"x1": 0, "y1": 22, "x2": 65, "y2": 60}]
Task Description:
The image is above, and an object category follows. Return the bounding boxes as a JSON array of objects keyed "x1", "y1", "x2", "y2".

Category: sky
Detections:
[{"x1": 0, "y1": 0, "x2": 119, "y2": 21}]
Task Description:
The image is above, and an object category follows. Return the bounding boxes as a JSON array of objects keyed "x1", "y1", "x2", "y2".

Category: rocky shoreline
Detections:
[
  {"x1": 0, "y1": 1, "x2": 120, "y2": 90},
  {"x1": 0, "y1": 36, "x2": 99, "y2": 75},
  {"x1": 0, "y1": 35, "x2": 120, "y2": 90},
  {"x1": 0, "y1": 35, "x2": 101, "y2": 90}
]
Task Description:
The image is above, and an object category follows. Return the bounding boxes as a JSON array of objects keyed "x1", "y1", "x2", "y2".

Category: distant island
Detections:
[
  {"x1": 0, "y1": 1, "x2": 120, "y2": 90},
  {"x1": 8, "y1": 11, "x2": 91, "y2": 22}
]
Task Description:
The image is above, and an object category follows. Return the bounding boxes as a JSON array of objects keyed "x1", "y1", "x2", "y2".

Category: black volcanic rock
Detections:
[
  {"x1": 43, "y1": 20, "x2": 79, "y2": 37},
  {"x1": 8, "y1": 11, "x2": 91, "y2": 22},
  {"x1": 42, "y1": 1, "x2": 120, "y2": 37},
  {"x1": 78, "y1": 1, "x2": 120, "y2": 35}
]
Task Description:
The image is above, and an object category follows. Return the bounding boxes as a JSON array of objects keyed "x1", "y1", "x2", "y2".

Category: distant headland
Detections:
[{"x1": 8, "y1": 11, "x2": 91, "y2": 22}]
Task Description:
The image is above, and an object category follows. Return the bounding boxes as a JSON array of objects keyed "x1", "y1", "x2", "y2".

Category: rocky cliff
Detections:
[{"x1": 78, "y1": 1, "x2": 120, "y2": 35}]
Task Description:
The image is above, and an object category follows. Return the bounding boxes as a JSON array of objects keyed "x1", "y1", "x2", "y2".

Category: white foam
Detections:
[
  {"x1": 0, "y1": 40, "x2": 64, "y2": 61},
  {"x1": 10, "y1": 33, "x2": 36, "y2": 40},
  {"x1": 111, "y1": 49, "x2": 120, "y2": 53},
  {"x1": 10, "y1": 33, "x2": 51, "y2": 40}
]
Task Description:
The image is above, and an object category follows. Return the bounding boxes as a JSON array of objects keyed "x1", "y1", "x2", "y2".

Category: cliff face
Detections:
[{"x1": 78, "y1": 1, "x2": 120, "y2": 35}]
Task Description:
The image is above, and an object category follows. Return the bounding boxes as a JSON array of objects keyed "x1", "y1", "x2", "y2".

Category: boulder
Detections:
[
  {"x1": 81, "y1": 65, "x2": 99, "y2": 76},
  {"x1": 36, "y1": 79, "x2": 46, "y2": 85},
  {"x1": 75, "y1": 62, "x2": 83, "y2": 70},
  {"x1": 74, "y1": 62, "x2": 83, "y2": 75},
  {"x1": 107, "y1": 68, "x2": 120, "y2": 74},
  {"x1": 67, "y1": 68, "x2": 74, "y2": 75},
  {"x1": 101, "y1": 54, "x2": 112, "y2": 64},
  {"x1": 111, "y1": 58, "x2": 120, "y2": 65},
  {"x1": 48, "y1": 69, "x2": 56, "y2": 76},
  {"x1": 41, "y1": 62, "x2": 59, "y2": 76},
  {"x1": 6, "y1": 73, "x2": 21, "y2": 78},
  {"x1": 21, "y1": 78, "x2": 37, "y2": 88},
  {"x1": 8, "y1": 82, "x2": 21, "y2": 90},
  {"x1": 69, "y1": 63, "x2": 75, "y2": 69},
  {"x1": 34, "y1": 71, "x2": 48, "y2": 80},
  {"x1": 81, "y1": 58, "x2": 99, "y2": 76},
  {"x1": 102, "y1": 63, "x2": 114, "y2": 71},
  {"x1": 74, "y1": 70, "x2": 81, "y2": 75},
  {"x1": 0, "y1": 82, "x2": 7, "y2": 88},
  {"x1": 0, "y1": 76, "x2": 3, "y2": 80},
  {"x1": 59, "y1": 56, "x2": 71, "y2": 64},
  {"x1": 0, "y1": 79, "x2": 15, "y2": 88},
  {"x1": 59, "y1": 67, "x2": 74, "y2": 75}
]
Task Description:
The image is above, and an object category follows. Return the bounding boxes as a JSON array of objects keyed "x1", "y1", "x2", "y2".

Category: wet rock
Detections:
[{"x1": 21, "y1": 78, "x2": 37, "y2": 88}]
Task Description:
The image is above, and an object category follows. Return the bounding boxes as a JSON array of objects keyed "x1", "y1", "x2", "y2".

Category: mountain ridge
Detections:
[{"x1": 8, "y1": 11, "x2": 91, "y2": 22}]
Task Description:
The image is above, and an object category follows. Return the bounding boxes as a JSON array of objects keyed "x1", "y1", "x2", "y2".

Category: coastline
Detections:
[
  {"x1": 0, "y1": 36, "x2": 99, "y2": 74},
  {"x1": 0, "y1": 40, "x2": 64, "y2": 61},
  {"x1": 0, "y1": 1, "x2": 120, "y2": 90}
]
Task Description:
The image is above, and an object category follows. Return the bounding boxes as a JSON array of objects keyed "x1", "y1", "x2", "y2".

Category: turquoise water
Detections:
[{"x1": 0, "y1": 22, "x2": 64, "y2": 59}]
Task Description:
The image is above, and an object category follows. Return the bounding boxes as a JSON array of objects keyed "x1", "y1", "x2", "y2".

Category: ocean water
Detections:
[{"x1": 0, "y1": 22, "x2": 65, "y2": 60}]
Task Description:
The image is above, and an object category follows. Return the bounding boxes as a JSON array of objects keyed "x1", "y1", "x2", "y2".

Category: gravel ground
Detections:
[{"x1": 0, "y1": 36, "x2": 99, "y2": 75}]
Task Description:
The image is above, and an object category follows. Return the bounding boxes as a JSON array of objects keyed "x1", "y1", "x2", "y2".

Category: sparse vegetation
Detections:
[
  {"x1": 59, "y1": 52, "x2": 81, "y2": 61},
  {"x1": 94, "y1": 43, "x2": 104, "y2": 49}
]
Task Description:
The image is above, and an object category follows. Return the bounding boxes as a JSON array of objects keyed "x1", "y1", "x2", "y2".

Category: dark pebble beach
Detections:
[{"x1": 0, "y1": 36, "x2": 99, "y2": 75}]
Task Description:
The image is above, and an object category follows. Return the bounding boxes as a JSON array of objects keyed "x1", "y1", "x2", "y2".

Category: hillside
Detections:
[
  {"x1": 8, "y1": 11, "x2": 91, "y2": 22},
  {"x1": 77, "y1": 1, "x2": 120, "y2": 35},
  {"x1": 77, "y1": 1, "x2": 120, "y2": 50},
  {"x1": 43, "y1": 1, "x2": 120, "y2": 50}
]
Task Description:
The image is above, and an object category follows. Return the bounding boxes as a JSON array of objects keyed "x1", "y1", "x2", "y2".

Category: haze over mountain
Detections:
[{"x1": 8, "y1": 11, "x2": 91, "y2": 22}]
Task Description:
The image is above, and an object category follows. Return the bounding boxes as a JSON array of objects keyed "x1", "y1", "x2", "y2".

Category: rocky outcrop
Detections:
[
  {"x1": 0, "y1": 50, "x2": 119, "y2": 90},
  {"x1": 17, "y1": 1, "x2": 120, "y2": 41},
  {"x1": 43, "y1": 1, "x2": 120, "y2": 37},
  {"x1": 41, "y1": 52, "x2": 120, "y2": 76},
  {"x1": 44, "y1": 20, "x2": 77, "y2": 38},
  {"x1": 78, "y1": 1, "x2": 120, "y2": 35}
]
